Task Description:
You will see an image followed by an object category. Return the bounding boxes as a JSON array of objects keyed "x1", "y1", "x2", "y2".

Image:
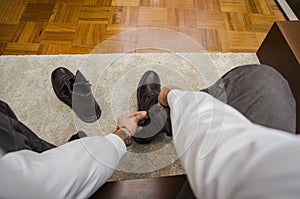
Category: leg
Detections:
[
  {"x1": 204, "y1": 64, "x2": 296, "y2": 133},
  {"x1": 68, "y1": 131, "x2": 87, "y2": 142},
  {"x1": 0, "y1": 100, "x2": 56, "y2": 153},
  {"x1": 177, "y1": 64, "x2": 296, "y2": 199}
]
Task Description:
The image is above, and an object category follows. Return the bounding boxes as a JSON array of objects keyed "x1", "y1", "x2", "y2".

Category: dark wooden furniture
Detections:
[
  {"x1": 90, "y1": 174, "x2": 187, "y2": 199},
  {"x1": 257, "y1": 21, "x2": 300, "y2": 133}
]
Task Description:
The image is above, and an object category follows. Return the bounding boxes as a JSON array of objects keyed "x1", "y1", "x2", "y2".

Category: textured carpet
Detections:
[{"x1": 0, "y1": 53, "x2": 259, "y2": 181}]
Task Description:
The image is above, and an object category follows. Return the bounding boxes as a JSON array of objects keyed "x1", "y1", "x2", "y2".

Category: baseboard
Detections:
[{"x1": 276, "y1": 0, "x2": 299, "y2": 20}]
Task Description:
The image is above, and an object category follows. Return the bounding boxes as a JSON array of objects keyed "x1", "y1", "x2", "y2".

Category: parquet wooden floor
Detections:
[{"x1": 0, "y1": 0, "x2": 286, "y2": 54}]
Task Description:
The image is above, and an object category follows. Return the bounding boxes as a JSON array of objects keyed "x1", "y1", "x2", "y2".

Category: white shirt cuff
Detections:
[{"x1": 105, "y1": 134, "x2": 127, "y2": 158}]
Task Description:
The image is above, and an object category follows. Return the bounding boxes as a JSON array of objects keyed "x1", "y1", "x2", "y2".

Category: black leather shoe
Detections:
[
  {"x1": 137, "y1": 71, "x2": 161, "y2": 114},
  {"x1": 133, "y1": 71, "x2": 172, "y2": 144},
  {"x1": 68, "y1": 131, "x2": 87, "y2": 142},
  {"x1": 51, "y1": 67, "x2": 74, "y2": 108},
  {"x1": 51, "y1": 67, "x2": 101, "y2": 123}
]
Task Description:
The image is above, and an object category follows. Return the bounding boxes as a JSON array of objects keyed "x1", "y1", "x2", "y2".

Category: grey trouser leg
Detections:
[
  {"x1": 0, "y1": 99, "x2": 88, "y2": 154},
  {"x1": 177, "y1": 64, "x2": 296, "y2": 199},
  {"x1": 0, "y1": 100, "x2": 56, "y2": 153},
  {"x1": 205, "y1": 64, "x2": 296, "y2": 133}
]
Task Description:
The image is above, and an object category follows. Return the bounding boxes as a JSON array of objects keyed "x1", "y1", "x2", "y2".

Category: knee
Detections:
[
  {"x1": 242, "y1": 65, "x2": 295, "y2": 105},
  {"x1": 222, "y1": 64, "x2": 295, "y2": 102},
  {"x1": 235, "y1": 64, "x2": 289, "y2": 90}
]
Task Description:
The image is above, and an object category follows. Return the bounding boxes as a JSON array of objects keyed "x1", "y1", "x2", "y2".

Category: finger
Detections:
[
  {"x1": 133, "y1": 126, "x2": 143, "y2": 135},
  {"x1": 137, "y1": 114, "x2": 149, "y2": 124},
  {"x1": 133, "y1": 112, "x2": 148, "y2": 123},
  {"x1": 129, "y1": 111, "x2": 147, "y2": 117}
]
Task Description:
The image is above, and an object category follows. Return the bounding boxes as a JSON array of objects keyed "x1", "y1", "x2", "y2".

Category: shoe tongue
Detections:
[
  {"x1": 73, "y1": 70, "x2": 91, "y2": 96},
  {"x1": 75, "y1": 70, "x2": 88, "y2": 82},
  {"x1": 73, "y1": 83, "x2": 91, "y2": 95}
]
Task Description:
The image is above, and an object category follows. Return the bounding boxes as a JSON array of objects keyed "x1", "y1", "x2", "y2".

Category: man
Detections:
[
  {"x1": 0, "y1": 68, "x2": 148, "y2": 198},
  {"x1": 1, "y1": 64, "x2": 300, "y2": 198},
  {"x1": 125, "y1": 64, "x2": 299, "y2": 198},
  {"x1": 157, "y1": 64, "x2": 300, "y2": 198}
]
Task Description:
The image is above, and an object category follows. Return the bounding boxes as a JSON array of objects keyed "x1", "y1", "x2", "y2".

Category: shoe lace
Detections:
[{"x1": 139, "y1": 89, "x2": 159, "y2": 111}]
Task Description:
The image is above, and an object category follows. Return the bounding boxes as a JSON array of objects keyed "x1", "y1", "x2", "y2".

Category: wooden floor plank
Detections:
[
  {"x1": 3, "y1": 43, "x2": 40, "y2": 55},
  {"x1": 256, "y1": 32, "x2": 267, "y2": 46},
  {"x1": 42, "y1": 23, "x2": 77, "y2": 42},
  {"x1": 206, "y1": 29, "x2": 228, "y2": 51},
  {"x1": 11, "y1": 22, "x2": 48, "y2": 43},
  {"x1": 140, "y1": 0, "x2": 166, "y2": 7},
  {"x1": 248, "y1": 13, "x2": 276, "y2": 32},
  {"x1": 194, "y1": 0, "x2": 221, "y2": 11},
  {"x1": 227, "y1": 30, "x2": 259, "y2": 52},
  {"x1": 49, "y1": 4, "x2": 82, "y2": 24},
  {"x1": 222, "y1": 12, "x2": 250, "y2": 31},
  {"x1": 245, "y1": 0, "x2": 272, "y2": 14},
  {"x1": 0, "y1": 0, "x2": 287, "y2": 54},
  {"x1": 0, "y1": 43, "x2": 7, "y2": 55},
  {"x1": 138, "y1": 7, "x2": 168, "y2": 27},
  {"x1": 79, "y1": 6, "x2": 111, "y2": 24},
  {"x1": 0, "y1": 1, "x2": 27, "y2": 23},
  {"x1": 171, "y1": 0, "x2": 195, "y2": 9},
  {"x1": 21, "y1": 3, "x2": 55, "y2": 22},
  {"x1": 111, "y1": 6, "x2": 139, "y2": 26},
  {"x1": 220, "y1": 0, "x2": 248, "y2": 13},
  {"x1": 105, "y1": 25, "x2": 137, "y2": 40},
  {"x1": 167, "y1": 8, "x2": 197, "y2": 28},
  {"x1": 73, "y1": 24, "x2": 106, "y2": 46},
  {"x1": 69, "y1": 45, "x2": 94, "y2": 54},
  {"x1": 0, "y1": 24, "x2": 17, "y2": 42},
  {"x1": 112, "y1": 0, "x2": 139, "y2": 6},
  {"x1": 38, "y1": 42, "x2": 71, "y2": 54},
  {"x1": 196, "y1": 10, "x2": 226, "y2": 29}
]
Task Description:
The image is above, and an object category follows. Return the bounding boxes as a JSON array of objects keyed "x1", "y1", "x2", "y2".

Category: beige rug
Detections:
[{"x1": 0, "y1": 53, "x2": 259, "y2": 181}]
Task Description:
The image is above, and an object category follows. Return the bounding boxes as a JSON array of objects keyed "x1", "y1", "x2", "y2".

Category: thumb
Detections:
[
  {"x1": 131, "y1": 126, "x2": 143, "y2": 136},
  {"x1": 136, "y1": 126, "x2": 143, "y2": 133},
  {"x1": 133, "y1": 112, "x2": 147, "y2": 123}
]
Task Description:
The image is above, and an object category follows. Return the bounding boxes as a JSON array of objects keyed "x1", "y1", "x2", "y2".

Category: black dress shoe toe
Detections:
[
  {"x1": 133, "y1": 71, "x2": 161, "y2": 143},
  {"x1": 137, "y1": 71, "x2": 161, "y2": 113},
  {"x1": 134, "y1": 71, "x2": 172, "y2": 144},
  {"x1": 51, "y1": 67, "x2": 75, "y2": 108}
]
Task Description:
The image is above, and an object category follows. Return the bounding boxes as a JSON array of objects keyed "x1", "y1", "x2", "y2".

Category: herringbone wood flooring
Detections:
[{"x1": 0, "y1": 0, "x2": 286, "y2": 54}]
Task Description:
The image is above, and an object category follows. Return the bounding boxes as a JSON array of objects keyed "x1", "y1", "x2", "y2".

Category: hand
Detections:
[
  {"x1": 113, "y1": 111, "x2": 148, "y2": 146},
  {"x1": 117, "y1": 111, "x2": 148, "y2": 135},
  {"x1": 158, "y1": 85, "x2": 180, "y2": 106}
]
